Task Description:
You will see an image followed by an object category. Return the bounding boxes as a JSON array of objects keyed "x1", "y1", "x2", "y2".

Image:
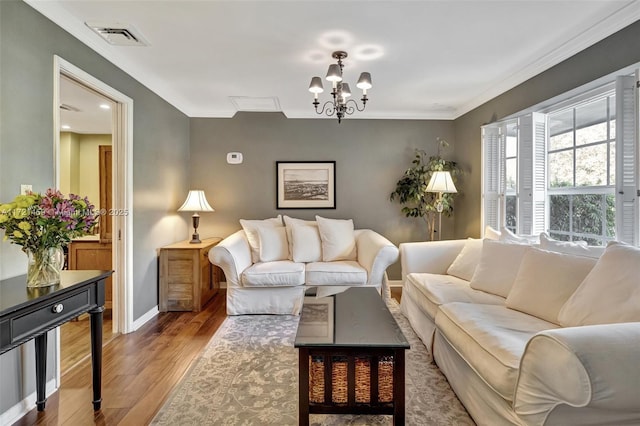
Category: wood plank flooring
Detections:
[
  {"x1": 60, "y1": 311, "x2": 115, "y2": 374},
  {"x1": 15, "y1": 287, "x2": 402, "y2": 425}
]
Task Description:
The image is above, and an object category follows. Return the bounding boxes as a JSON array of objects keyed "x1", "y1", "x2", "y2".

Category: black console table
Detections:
[{"x1": 0, "y1": 270, "x2": 112, "y2": 411}]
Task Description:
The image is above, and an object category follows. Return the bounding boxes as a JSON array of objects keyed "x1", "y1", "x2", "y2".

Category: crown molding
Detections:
[
  {"x1": 456, "y1": 1, "x2": 640, "y2": 119},
  {"x1": 24, "y1": 0, "x2": 191, "y2": 116}
]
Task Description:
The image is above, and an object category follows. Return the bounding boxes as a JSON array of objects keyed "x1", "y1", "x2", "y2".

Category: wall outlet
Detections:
[{"x1": 20, "y1": 184, "x2": 32, "y2": 195}]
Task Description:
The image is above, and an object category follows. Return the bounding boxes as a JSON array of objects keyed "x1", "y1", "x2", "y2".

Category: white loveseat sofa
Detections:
[
  {"x1": 210, "y1": 216, "x2": 399, "y2": 315},
  {"x1": 400, "y1": 235, "x2": 640, "y2": 426}
]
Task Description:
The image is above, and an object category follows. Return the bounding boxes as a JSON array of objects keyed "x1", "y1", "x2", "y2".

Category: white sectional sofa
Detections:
[
  {"x1": 400, "y1": 235, "x2": 640, "y2": 426},
  {"x1": 210, "y1": 215, "x2": 399, "y2": 315}
]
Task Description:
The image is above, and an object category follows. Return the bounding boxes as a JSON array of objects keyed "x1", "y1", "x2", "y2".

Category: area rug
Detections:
[{"x1": 151, "y1": 300, "x2": 474, "y2": 425}]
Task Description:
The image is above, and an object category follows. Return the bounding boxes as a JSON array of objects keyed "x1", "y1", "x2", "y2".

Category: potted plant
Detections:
[{"x1": 390, "y1": 138, "x2": 462, "y2": 240}]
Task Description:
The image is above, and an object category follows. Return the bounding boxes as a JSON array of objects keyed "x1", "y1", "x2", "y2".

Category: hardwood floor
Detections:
[
  {"x1": 15, "y1": 287, "x2": 402, "y2": 425},
  {"x1": 60, "y1": 311, "x2": 115, "y2": 374}
]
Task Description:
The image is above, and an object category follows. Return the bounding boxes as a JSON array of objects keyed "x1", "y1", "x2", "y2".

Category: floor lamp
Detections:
[
  {"x1": 426, "y1": 171, "x2": 457, "y2": 240},
  {"x1": 178, "y1": 190, "x2": 215, "y2": 244}
]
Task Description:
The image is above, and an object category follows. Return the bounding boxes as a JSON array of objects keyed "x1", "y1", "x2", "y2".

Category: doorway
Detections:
[{"x1": 53, "y1": 56, "x2": 134, "y2": 377}]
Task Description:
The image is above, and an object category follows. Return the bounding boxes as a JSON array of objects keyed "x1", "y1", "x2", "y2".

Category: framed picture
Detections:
[
  {"x1": 276, "y1": 161, "x2": 336, "y2": 209},
  {"x1": 298, "y1": 296, "x2": 335, "y2": 344}
]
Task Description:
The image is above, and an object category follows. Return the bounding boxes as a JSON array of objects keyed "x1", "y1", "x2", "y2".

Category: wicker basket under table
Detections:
[{"x1": 298, "y1": 347, "x2": 405, "y2": 425}]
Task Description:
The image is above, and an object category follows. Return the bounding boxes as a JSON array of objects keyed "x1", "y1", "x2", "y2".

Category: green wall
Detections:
[
  {"x1": 0, "y1": 0, "x2": 190, "y2": 415},
  {"x1": 190, "y1": 113, "x2": 456, "y2": 280}
]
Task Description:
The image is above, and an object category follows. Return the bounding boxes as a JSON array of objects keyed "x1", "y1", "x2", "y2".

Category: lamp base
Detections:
[{"x1": 189, "y1": 214, "x2": 201, "y2": 244}]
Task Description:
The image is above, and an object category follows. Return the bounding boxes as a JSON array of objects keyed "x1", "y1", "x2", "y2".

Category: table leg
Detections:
[
  {"x1": 89, "y1": 306, "x2": 105, "y2": 411},
  {"x1": 393, "y1": 350, "x2": 405, "y2": 426},
  {"x1": 299, "y1": 349, "x2": 309, "y2": 426},
  {"x1": 34, "y1": 333, "x2": 47, "y2": 411}
]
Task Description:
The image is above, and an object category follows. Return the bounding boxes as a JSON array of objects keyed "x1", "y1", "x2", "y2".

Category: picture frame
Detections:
[{"x1": 276, "y1": 161, "x2": 336, "y2": 209}]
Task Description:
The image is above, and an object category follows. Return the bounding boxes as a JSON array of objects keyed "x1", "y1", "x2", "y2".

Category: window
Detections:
[
  {"x1": 504, "y1": 121, "x2": 518, "y2": 233},
  {"x1": 547, "y1": 93, "x2": 616, "y2": 245},
  {"x1": 482, "y1": 74, "x2": 639, "y2": 246}
]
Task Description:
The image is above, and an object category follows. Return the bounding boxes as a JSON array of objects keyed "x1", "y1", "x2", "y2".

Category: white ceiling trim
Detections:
[
  {"x1": 456, "y1": 1, "x2": 640, "y2": 118},
  {"x1": 27, "y1": 0, "x2": 640, "y2": 121}
]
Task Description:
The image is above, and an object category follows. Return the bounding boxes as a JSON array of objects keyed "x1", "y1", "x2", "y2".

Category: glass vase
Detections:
[{"x1": 26, "y1": 247, "x2": 64, "y2": 288}]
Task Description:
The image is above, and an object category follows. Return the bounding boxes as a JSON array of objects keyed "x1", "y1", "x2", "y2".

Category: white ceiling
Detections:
[
  {"x1": 29, "y1": 0, "x2": 640, "y2": 121},
  {"x1": 60, "y1": 75, "x2": 113, "y2": 134}
]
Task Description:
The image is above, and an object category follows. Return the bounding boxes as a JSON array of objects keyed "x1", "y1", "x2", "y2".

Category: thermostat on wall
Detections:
[{"x1": 227, "y1": 152, "x2": 243, "y2": 164}]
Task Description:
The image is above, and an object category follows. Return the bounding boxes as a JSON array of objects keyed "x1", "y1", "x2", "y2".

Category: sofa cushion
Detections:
[
  {"x1": 316, "y1": 216, "x2": 357, "y2": 261},
  {"x1": 436, "y1": 302, "x2": 559, "y2": 401},
  {"x1": 539, "y1": 233, "x2": 605, "y2": 258},
  {"x1": 470, "y1": 240, "x2": 529, "y2": 297},
  {"x1": 241, "y1": 260, "x2": 305, "y2": 287},
  {"x1": 405, "y1": 273, "x2": 504, "y2": 319},
  {"x1": 240, "y1": 216, "x2": 282, "y2": 263},
  {"x1": 500, "y1": 227, "x2": 539, "y2": 244},
  {"x1": 257, "y1": 225, "x2": 290, "y2": 262},
  {"x1": 305, "y1": 261, "x2": 367, "y2": 286},
  {"x1": 558, "y1": 242, "x2": 640, "y2": 326},
  {"x1": 446, "y1": 238, "x2": 483, "y2": 281},
  {"x1": 506, "y1": 247, "x2": 596, "y2": 324}
]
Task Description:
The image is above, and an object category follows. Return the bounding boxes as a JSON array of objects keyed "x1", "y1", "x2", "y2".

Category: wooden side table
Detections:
[{"x1": 159, "y1": 237, "x2": 222, "y2": 312}]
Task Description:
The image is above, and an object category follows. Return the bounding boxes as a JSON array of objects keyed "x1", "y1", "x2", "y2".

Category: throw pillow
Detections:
[
  {"x1": 316, "y1": 216, "x2": 357, "y2": 261},
  {"x1": 257, "y1": 225, "x2": 290, "y2": 262},
  {"x1": 500, "y1": 227, "x2": 539, "y2": 244},
  {"x1": 506, "y1": 247, "x2": 597, "y2": 324},
  {"x1": 240, "y1": 216, "x2": 282, "y2": 263},
  {"x1": 282, "y1": 216, "x2": 318, "y2": 260},
  {"x1": 470, "y1": 240, "x2": 530, "y2": 297},
  {"x1": 558, "y1": 242, "x2": 640, "y2": 326},
  {"x1": 290, "y1": 223, "x2": 322, "y2": 263},
  {"x1": 484, "y1": 225, "x2": 501, "y2": 240},
  {"x1": 446, "y1": 238, "x2": 483, "y2": 281},
  {"x1": 539, "y1": 233, "x2": 605, "y2": 259}
]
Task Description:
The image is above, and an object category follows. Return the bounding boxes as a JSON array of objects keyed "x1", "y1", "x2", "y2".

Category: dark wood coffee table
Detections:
[{"x1": 294, "y1": 287, "x2": 409, "y2": 426}]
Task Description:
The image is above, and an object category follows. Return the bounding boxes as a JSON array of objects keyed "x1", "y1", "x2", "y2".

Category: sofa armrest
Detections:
[
  {"x1": 355, "y1": 229, "x2": 399, "y2": 287},
  {"x1": 208, "y1": 230, "x2": 252, "y2": 288},
  {"x1": 514, "y1": 323, "x2": 640, "y2": 425},
  {"x1": 399, "y1": 239, "x2": 466, "y2": 279}
]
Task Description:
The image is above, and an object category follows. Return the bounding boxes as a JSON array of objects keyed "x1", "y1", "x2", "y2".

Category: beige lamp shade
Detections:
[
  {"x1": 426, "y1": 171, "x2": 457, "y2": 194},
  {"x1": 178, "y1": 190, "x2": 214, "y2": 212}
]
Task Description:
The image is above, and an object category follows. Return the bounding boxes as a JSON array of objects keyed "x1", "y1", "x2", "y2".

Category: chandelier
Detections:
[{"x1": 308, "y1": 51, "x2": 372, "y2": 123}]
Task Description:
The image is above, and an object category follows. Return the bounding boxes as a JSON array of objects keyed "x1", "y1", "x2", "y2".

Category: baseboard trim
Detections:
[
  {"x1": 0, "y1": 378, "x2": 57, "y2": 425},
  {"x1": 132, "y1": 305, "x2": 159, "y2": 331}
]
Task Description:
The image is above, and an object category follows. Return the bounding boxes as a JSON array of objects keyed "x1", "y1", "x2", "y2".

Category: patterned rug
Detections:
[{"x1": 151, "y1": 300, "x2": 474, "y2": 425}]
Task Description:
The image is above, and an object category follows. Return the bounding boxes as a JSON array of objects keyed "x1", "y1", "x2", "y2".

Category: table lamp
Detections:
[
  {"x1": 426, "y1": 171, "x2": 457, "y2": 240},
  {"x1": 178, "y1": 190, "x2": 214, "y2": 243}
]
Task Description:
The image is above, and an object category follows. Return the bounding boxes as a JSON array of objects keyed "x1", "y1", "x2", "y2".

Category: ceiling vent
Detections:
[
  {"x1": 85, "y1": 22, "x2": 149, "y2": 46},
  {"x1": 229, "y1": 96, "x2": 282, "y2": 112},
  {"x1": 60, "y1": 103, "x2": 81, "y2": 112}
]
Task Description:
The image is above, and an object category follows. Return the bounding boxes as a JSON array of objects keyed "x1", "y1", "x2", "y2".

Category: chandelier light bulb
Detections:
[
  {"x1": 325, "y1": 64, "x2": 342, "y2": 82},
  {"x1": 308, "y1": 77, "x2": 324, "y2": 99},
  {"x1": 340, "y1": 83, "x2": 352, "y2": 98},
  {"x1": 356, "y1": 72, "x2": 372, "y2": 95}
]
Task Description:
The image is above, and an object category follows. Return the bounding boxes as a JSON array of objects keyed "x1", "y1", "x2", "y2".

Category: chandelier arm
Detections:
[
  {"x1": 314, "y1": 100, "x2": 336, "y2": 116},
  {"x1": 344, "y1": 99, "x2": 366, "y2": 113}
]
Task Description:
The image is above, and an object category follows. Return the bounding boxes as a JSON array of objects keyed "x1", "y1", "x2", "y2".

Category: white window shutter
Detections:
[
  {"x1": 482, "y1": 124, "x2": 501, "y2": 234},
  {"x1": 615, "y1": 75, "x2": 639, "y2": 245},
  {"x1": 517, "y1": 112, "x2": 547, "y2": 235}
]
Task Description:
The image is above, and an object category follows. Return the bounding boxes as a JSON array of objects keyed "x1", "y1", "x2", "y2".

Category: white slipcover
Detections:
[
  {"x1": 241, "y1": 261, "x2": 305, "y2": 287},
  {"x1": 305, "y1": 261, "x2": 367, "y2": 286}
]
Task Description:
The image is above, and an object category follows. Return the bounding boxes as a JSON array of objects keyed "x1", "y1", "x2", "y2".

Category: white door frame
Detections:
[{"x1": 53, "y1": 56, "x2": 134, "y2": 341}]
